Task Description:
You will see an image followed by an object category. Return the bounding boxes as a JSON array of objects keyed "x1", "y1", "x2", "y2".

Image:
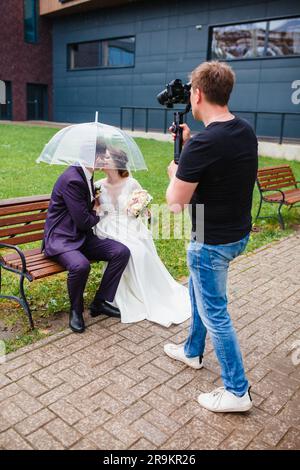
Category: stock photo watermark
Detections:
[
  {"x1": 291, "y1": 79, "x2": 300, "y2": 105},
  {"x1": 0, "y1": 340, "x2": 6, "y2": 364},
  {"x1": 99, "y1": 203, "x2": 204, "y2": 244}
]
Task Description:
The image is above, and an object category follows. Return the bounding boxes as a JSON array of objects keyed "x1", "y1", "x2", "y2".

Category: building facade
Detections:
[
  {"x1": 43, "y1": 0, "x2": 300, "y2": 139},
  {"x1": 0, "y1": 0, "x2": 52, "y2": 121},
  {"x1": 1, "y1": 0, "x2": 300, "y2": 140}
]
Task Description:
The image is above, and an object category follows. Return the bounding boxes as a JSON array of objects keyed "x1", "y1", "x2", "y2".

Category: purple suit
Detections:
[{"x1": 43, "y1": 166, "x2": 130, "y2": 313}]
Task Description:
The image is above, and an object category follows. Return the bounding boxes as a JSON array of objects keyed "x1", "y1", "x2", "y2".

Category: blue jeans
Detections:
[{"x1": 184, "y1": 234, "x2": 250, "y2": 397}]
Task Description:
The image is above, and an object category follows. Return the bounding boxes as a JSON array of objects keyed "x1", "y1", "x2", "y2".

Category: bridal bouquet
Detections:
[
  {"x1": 127, "y1": 189, "x2": 152, "y2": 218},
  {"x1": 94, "y1": 182, "x2": 102, "y2": 198}
]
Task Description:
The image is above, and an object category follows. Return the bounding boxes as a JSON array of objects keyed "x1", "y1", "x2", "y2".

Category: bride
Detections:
[{"x1": 94, "y1": 147, "x2": 191, "y2": 327}]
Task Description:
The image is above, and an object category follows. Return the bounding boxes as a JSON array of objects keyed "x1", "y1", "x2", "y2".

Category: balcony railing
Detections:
[{"x1": 120, "y1": 107, "x2": 300, "y2": 144}]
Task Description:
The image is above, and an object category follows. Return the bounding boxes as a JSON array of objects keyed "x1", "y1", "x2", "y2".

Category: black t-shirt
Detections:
[{"x1": 176, "y1": 116, "x2": 258, "y2": 245}]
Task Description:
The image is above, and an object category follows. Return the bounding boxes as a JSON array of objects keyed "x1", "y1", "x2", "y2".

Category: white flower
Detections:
[{"x1": 94, "y1": 182, "x2": 102, "y2": 197}]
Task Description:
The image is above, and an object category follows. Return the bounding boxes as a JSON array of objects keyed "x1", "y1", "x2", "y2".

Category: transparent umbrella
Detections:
[{"x1": 36, "y1": 113, "x2": 147, "y2": 171}]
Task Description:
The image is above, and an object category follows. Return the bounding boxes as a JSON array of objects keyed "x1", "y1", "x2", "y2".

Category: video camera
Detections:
[
  {"x1": 157, "y1": 79, "x2": 191, "y2": 108},
  {"x1": 157, "y1": 79, "x2": 191, "y2": 163}
]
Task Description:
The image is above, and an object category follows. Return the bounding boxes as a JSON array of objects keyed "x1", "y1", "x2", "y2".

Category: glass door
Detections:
[
  {"x1": 0, "y1": 81, "x2": 12, "y2": 120},
  {"x1": 27, "y1": 83, "x2": 48, "y2": 120}
]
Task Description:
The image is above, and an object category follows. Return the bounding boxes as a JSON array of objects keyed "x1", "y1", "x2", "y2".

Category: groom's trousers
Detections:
[{"x1": 54, "y1": 234, "x2": 130, "y2": 313}]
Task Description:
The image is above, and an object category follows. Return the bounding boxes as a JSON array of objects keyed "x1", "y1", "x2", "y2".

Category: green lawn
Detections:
[{"x1": 1, "y1": 123, "x2": 300, "y2": 351}]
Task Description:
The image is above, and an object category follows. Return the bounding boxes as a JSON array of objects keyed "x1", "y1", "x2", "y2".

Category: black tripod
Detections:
[{"x1": 171, "y1": 103, "x2": 191, "y2": 163}]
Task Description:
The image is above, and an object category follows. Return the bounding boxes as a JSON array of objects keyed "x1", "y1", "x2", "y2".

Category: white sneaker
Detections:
[
  {"x1": 164, "y1": 343, "x2": 203, "y2": 370},
  {"x1": 198, "y1": 387, "x2": 253, "y2": 413}
]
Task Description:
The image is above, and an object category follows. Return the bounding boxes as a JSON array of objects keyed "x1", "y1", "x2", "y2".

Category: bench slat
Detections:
[
  {"x1": 30, "y1": 265, "x2": 66, "y2": 280},
  {"x1": 260, "y1": 180, "x2": 296, "y2": 191},
  {"x1": 0, "y1": 222, "x2": 45, "y2": 239},
  {"x1": 0, "y1": 201, "x2": 49, "y2": 217},
  {"x1": 257, "y1": 164, "x2": 291, "y2": 173},
  {"x1": 1, "y1": 248, "x2": 41, "y2": 261},
  {"x1": 0, "y1": 195, "x2": 50, "y2": 208},
  {"x1": 0, "y1": 212, "x2": 47, "y2": 228},
  {"x1": 0, "y1": 232, "x2": 44, "y2": 246}
]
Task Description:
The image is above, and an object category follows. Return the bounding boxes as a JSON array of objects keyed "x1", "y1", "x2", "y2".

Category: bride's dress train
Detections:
[{"x1": 94, "y1": 176, "x2": 191, "y2": 327}]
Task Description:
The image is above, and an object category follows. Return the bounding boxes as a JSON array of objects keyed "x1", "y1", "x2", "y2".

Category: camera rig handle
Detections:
[{"x1": 171, "y1": 104, "x2": 191, "y2": 164}]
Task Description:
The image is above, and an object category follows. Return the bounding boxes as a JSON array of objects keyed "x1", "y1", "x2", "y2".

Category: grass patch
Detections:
[{"x1": 0, "y1": 123, "x2": 299, "y2": 351}]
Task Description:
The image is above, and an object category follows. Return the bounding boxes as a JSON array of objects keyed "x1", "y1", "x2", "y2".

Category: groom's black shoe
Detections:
[
  {"x1": 90, "y1": 301, "x2": 121, "y2": 318},
  {"x1": 69, "y1": 310, "x2": 85, "y2": 333}
]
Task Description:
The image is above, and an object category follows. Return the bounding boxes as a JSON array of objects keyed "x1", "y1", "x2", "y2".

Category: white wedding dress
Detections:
[{"x1": 94, "y1": 176, "x2": 191, "y2": 327}]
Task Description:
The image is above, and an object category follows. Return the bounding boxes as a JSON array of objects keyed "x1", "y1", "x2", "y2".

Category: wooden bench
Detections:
[
  {"x1": 0, "y1": 195, "x2": 65, "y2": 329},
  {"x1": 255, "y1": 164, "x2": 300, "y2": 229}
]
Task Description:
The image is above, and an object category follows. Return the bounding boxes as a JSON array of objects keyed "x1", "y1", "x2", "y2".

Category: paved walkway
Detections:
[{"x1": 0, "y1": 235, "x2": 299, "y2": 450}]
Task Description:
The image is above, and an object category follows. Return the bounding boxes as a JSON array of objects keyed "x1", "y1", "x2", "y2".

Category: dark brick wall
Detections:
[{"x1": 0, "y1": 0, "x2": 52, "y2": 120}]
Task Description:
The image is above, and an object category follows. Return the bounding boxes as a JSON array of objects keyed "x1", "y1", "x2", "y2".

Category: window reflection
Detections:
[
  {"x1": 211, "y1": 17, "x2": 300, "y2": 60},
  {"x1": 268, "y1": 18, "x2": 300, "y2": 56}
]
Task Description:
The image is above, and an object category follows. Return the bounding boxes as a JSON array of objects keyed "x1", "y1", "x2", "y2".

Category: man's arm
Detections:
[
  {"x1": 63, "y1": 180, "x2": 100, "y2": 231},
  {"x1": 166, "y1": 161, "x2": 198, "y2": 213}
]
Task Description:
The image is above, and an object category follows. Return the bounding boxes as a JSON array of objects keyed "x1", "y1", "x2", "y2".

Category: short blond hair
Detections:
[{"x1": 190, "y1": 61, "x2": 235, "y2": 106}]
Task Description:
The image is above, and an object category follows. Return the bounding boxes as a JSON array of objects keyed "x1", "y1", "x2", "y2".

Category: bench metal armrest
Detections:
[
  {"x1": 261, "y1": 188, "x2": 286, "y2": 203},
  {"x1": 0, "y1": 243, "x2": 27, "y2": 274}
]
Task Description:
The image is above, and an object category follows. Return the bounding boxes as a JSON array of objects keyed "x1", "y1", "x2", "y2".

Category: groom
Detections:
[{"x1": 42, "y1": 163, "x2": 130, "y2": 333}]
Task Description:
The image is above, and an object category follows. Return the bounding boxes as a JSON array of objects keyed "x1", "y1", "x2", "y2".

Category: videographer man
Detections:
[{"x1": 164, "y1": 61, "x2": 258, "y2": 413}]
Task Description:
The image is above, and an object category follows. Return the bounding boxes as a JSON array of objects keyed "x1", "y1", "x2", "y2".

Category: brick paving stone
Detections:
[
  {"x1": 0, "y1": 428, "x2": 33, "y2": 450},
  {"x1": 131, "y1": 377, "x2": 160, "y2": 399},
  {"x1": 0, "y1": 417, "x2": 10, "y2": 433},
  {"x1": 0, "y1": 383, "x2": 21, "y2": 402},
  {"x1": 256, "y1": 417, "x2": 290, "y2": 446},
  {"x1": 0, "y1": 374, "x2": 11, "y2": 389},
  {"x1": 74, "y1": 409, "x2": 111, "y2": 435},
  {"x1": 185, "y1": 417, "x2": 227, "y2": 445},
  {"x1": 162, "y1": 427, "x2": 194, "y2": 450},
  {"x1": 166, "y1": 369, "x2": 197, "y2": 390},
  {"x1": 104, "y1": 369, "x2": 136, "y2": 388},
  {"x1": 90, "y1": 391, "x2": 126, "y2": 415},
  {"x1": 33, "y1": 369, "x2": 64, "y2": 389},
  {"x1": 6, "y1": 361, "x2": 41, "y2": 381},
  {"x1": 15, "y1": 408, "x2": 56, "y2": 435},
  {"x1": 143, "y1": 391, "x2": 177, "y2": 416},
  {"x1": 39, "y1": 383, "x2": 74, "y2": 406},
  {"x1": 45, "y1": 418, "x2": 81, "y2": 447},
  {"x1": 12, "y1": 390, "x2": 44, "y2": 415},
  {"x1": 0, "y1": 235, "x2": 299, "y2": 450},
  {"x1": 16, "y1": 375, "x2": 48, "y2": 397},
  {"x1": 276, "y1": 427, "x2": 300, "y2": 450},
  {"x1": 130, "y1": 438, "x2": 157, "y2": 450},
  {"x1": 120, "y1": 400, "x2": 151, "y2": 424},
  {"x1": 0, "y1": 399, "x2": 27, "y2": 425},
  {"x1": 49, "y1": 398, "x2": 84, "y2": 425},
  {"x1": 70, "y1": 438, "x2": 98, "y2": 450},
  {"x1": 140, "y1": 363, "x2": 171, "y2": 383},
  {"x1": 0, "y1": 355, "x2": 29, "y2": 374},
  {"x1": 170, "y1": 400, "x2": 202, "y2": 426},
  {"x1": 144, "y1": 409, "x2": 181, "y2": 435},
  {"x1": 103, "y1": 416, "x2": 140, "y2": 447},
  {"x1": 151, "y1": 356, "x2": 186, "y2": 375},
  {"x1": 88, "y1": 427, "x2": 126, "y2": 450},
  {"x1": 26, "y1": 428, "x2": 64, "y2": 450},
  {"x1": 132, "y1": 418, "x2": 168, "y2": 447}
]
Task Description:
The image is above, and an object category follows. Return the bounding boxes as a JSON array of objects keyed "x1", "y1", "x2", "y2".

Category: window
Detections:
[
  {"x1": 210, "y1": 16, "x2": 300, "y2": 60},
  {"x1": 68, "y1": 36, "x2": 135, "y2": 70},
  {"x1": 24, "y1": 0, "x2": 39, "y2": 43}
]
